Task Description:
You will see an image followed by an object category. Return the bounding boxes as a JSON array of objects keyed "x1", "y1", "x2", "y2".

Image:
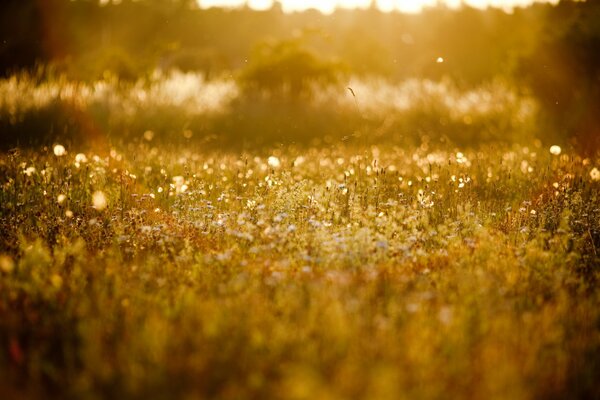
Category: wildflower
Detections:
[
  {"x1": 143, "y1": 130, "x2": 155, "y2": 141},
  {"x1": 268, "y1": 156, "x2": 281, "y2": 168},
  {"x1": 172, "y1": 176, "x2": 187, "y2": 194},
  {"x1": 590, "y1": 167, "x2": 600, "y2": 181},
  {"x1": 57, "y1": 194, "x2": 66, "y2": 204},
  {"x1": 65, "y1": 210, "x2": 74, "y2": 218},
  {"x1": 53, "y1": 144, "x2": 66, "y2": 157},
  {"x1": 92, "y1": 191, "x2": 107, "y2": 211},
  {"x1": 50, "y1": 274, "x2": 63, "y2": 289},
  {"x1": 438, "y1": 306, "x2": 453, "y2": 325},
  {"x1": 23, "y1": 166, "x2": 36, "y2": 176},
  {"x1": 0, "y1": 255, "x2": 14, "y2": 273},
  {"x1": 549, "y1": 145, "x2": 561, "y2": 155},
  {"x1": 75, "y1": 153, "x2": 88, "y2": 163}
]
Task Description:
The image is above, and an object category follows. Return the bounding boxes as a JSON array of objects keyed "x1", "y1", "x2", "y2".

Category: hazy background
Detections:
[{"x1": 0, "y1": 0, "x2": 599, "y2": 151}]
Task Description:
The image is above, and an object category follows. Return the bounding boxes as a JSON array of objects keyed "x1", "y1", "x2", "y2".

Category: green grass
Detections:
[{"x1": 1, "y1": 141, "x2": 598, "y2": 399}]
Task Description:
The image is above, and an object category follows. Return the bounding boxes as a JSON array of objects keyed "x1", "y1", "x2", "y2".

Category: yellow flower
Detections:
[
  {"x1": 143, "y1": 130, "x2": 155, "y2": 141},
  {"x1": 50, "y1": 274, "x2": 63, "y2": 289},
  {"x1": 0, "y1": 255, "x2": 15, "y2": 273}
]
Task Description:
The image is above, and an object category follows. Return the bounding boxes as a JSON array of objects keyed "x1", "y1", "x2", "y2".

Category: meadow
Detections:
[
  {"x1": 2, "y1": 0, "x2": 600, "y2": 397},
  {"x1": 1, "y1": 112, "x2": 599, "y2": 398}
]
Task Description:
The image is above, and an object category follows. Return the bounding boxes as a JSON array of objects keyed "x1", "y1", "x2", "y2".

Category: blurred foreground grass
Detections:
[{"x1": 0, "y1": 141, "x2": 599, "y2": 399}]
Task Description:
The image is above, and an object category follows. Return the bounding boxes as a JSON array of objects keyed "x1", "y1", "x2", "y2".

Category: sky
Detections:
[{"x1": 197, "y1": 0, "x2": 558, "y2": 14}]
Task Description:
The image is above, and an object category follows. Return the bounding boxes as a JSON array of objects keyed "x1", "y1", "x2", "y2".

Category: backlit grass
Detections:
[{"x1": 1, "y1": 142, "x2": 598, "y2": 399}]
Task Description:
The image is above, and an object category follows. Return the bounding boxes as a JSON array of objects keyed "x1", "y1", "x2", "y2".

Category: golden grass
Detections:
[{"x1": 0, "y1": 142, "x2": 598, "y2": 399}]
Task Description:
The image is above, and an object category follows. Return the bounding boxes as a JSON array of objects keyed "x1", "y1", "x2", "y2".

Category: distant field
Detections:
[
  {"x1": 0, "y1": 72, "x2": 538, "y2": 150},
  {"x1": 1, "y1": 141, "x2": 598, "y2": 398}
]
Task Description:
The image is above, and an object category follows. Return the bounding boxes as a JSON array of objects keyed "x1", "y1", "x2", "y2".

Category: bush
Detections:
[{"x1": 239, "y1": 38, "x2": 345, "y2": 101}]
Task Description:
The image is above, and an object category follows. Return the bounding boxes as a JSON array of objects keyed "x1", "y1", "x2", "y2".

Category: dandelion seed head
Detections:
[
  {"x1": 23, "y1": 166, "x2": 36, "y2": 176},
  {"x1": 92, "y1": 191, "x2": 107, "y2": 211},
  {"x1": 590, "y1": 167, "x2": 600, "y2": 181},
  {"x1": 549, "y1": 145, "x2": 561, "y2": 155},
  {"x1": 268, "y1": 156, "x2": 281, "y2": 168},
  {"x1": 75, "y1": 153, "x2": 88, "y2": 163},
  {"x1": 53, "y1": 144, "x2": 66, "y2": 157}
]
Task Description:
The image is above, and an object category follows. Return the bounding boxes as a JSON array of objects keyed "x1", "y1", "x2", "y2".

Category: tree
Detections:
[
  {"x1": 239, "y1": 37, "x2": 344, "y2": 100},
  {"x1": 520, "y1": 0, "x2": 600, "y2": 151}
]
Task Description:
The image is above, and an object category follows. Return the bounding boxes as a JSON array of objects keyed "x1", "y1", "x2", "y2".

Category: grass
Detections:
[
  {"x1": 0, "y1": 72, "x2": 539, "y2": 150},
  {"x1": 1, "y1": 140, "x2": 599, "y2": 399}
]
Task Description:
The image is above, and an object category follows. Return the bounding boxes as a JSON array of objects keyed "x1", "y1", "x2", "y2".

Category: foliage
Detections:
[
  {"x1": 239, "y1": 38, "x2": 344, "y2": 100},
  {"x1": 0, "y1": 0, "x2": 564, "y2": 83},
  {"x1": 518, "y1": 0, "x2": 600, "y2": 152}
]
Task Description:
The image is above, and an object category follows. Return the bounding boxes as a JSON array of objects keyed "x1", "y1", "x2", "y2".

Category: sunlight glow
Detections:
[{"x1": 198, "y1": 0, "x2": 558, "y2": 13}]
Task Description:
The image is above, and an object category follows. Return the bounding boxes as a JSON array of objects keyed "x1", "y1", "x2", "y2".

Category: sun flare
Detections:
[{"x1": 198, "y1": 0, "x2": 558, "y2": 13}]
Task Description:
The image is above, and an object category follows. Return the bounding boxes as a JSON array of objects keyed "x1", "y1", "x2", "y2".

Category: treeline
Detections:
[{"x1": 0, "y1": 0, "x2": 590, "y2": 82}]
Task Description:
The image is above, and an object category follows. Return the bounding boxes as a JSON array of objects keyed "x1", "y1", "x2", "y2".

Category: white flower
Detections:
[
  {"x1": 549, "y1": 145, "x2": 561, "y2": 155},
  {"x1": 92, "y1": 191, "x2": 107, "y2": 211},
  {"x1": 53, "y1": 144, "x2": 66, "y2": 157},
  {"x1": 23, "y1": 166, "x2": 36, "y2": 176},
  {"x1": 172, "y1": 176, "x2": 187, "y2": 194},
  {"x1": 267, "y1": 156, "x2": 281, "y2": 168}
]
